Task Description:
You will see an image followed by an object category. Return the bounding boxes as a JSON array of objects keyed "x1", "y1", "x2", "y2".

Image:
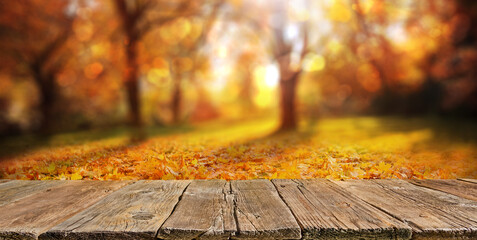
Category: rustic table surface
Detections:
[{"x1": 0, "y1": 179, "x2": 475, "y2": 239}]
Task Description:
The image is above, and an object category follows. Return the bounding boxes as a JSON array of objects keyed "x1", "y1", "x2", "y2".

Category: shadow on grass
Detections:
[
  {"x1": 237, "y1": 116, "x2": 477, "y2": 155},
  {"x1": 368, "y1": 116, "x2": 477, "y2": 144},
  {"x1": 208, "y1": 126, "x2": 317, "y2": 165},
  {"x1": 0, "y1": 125, "x2": 194, "y2": 159}
]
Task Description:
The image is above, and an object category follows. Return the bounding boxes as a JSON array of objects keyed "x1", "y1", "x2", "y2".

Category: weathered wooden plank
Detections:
[
  {"x1": 40, "y1": 180, "x2": 190, "y2": 240},
  {"x1": 272, "y1": 179, "x2": 411, "y2": 240},
  {"x1": 158, "y1": 180, "x2": 236, "y2": 240},
  {"x1": 0, "y1": 180, "x2": 65, "y2": 207},
  {"x1": 0, "y1": 179, "x2": 10, "y2": 184},
  {"x1": 0, "y1": 180, "x2": 129, "y2": 240},
  {"x1": 232, "y1": 179, "x2": 301, "y2": 239},
  {"x1": 335, "y1": 179, "x2": 477, "y2": 239},
  {"x1": 458, "y1": 178, "x2": 477, "y2": 184},
  {"x1": 410, "y1": 179, "x2": 477, "y2": 201}
]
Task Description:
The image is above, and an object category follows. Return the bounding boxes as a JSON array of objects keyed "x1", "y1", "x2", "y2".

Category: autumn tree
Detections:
[
  {"x1": 350, "y1": 0, "x2": 477, "y2": 115},
  {"x1": 167, "y1": 0, "x2": 223, "y2": 124},
  {"x1": 234, "y1": 51, "x2": 260, "y2": 112},
  {"x1": 270, "y1": 1, "x2": 309, "y2": 131},
  {"x1": 413, "y1": 0, "x2": 477, "y2": 116},
  {"x1": 114, "y1": 0, "x2": 199, "y2": 127},
  {"x1": 350, "y1": 0, "x2": 402, "y2": 113},
  {"x1": 0, "y1": 0, "x2": 76, "y2": 133},
  {"x1": 228, "y1": 0, "x2": 310, "y2": 130}
]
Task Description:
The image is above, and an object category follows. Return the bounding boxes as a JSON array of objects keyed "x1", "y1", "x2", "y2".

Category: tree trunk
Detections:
[
  {"x1": 278, "y1": 73, "x2": 299, "y2": 131},
  {"x1": 31, "y1": 65, "x2": 56, "y2": 134},
  {"x1": 125, "y1": 39, "x2": 141, "y2": 127},
  {"x1": 171, "y1": 74, "x2": 182, "y2": 124},
  {"x1": 370, "y1": 60, "x2": 394, "y2": 115}
]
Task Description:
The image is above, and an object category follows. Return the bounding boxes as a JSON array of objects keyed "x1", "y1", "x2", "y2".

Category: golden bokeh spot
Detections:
[
  {"x1": 327, "y1": 40, "x2": 343, "y2": 54},
  {"x1": 186, "y1": 21, "x2": 203, "y2": 42},
  {"x1": 84, "y1": 62, "x2": 104, "y2": 79},
  {"x1": 304, "y1": 53, "x2": 326, "y2": 72},
  {"x1": 173, "y1": 17, "x2": 191, "y2": 40},
  {"x1": 329, "y1": 0, "x2": 352, "y2": 22},
  {"x1": 351, "y1": 0, "x2": 374, "y2": 15},
  {"x1": 73, "y1": 21, "x2": 93, "y2": 42},
  {"x1": 253, "y1": 88, "x2": 273, "y2": 108},
  {"x1": 147, "y1": 68, "x2": 170, "y2": 85},
  {"x1": 159, "y1": 24, "x2": 177, "y2": 45},
  {"x1": 91, "y1": 42, "x2": 109, "y2": 57},
  {"x1": 229, "y1": 0, "x2": 242, "y2": 8},
  {"x1": 153, "y1": 57, "x2": 169, "y2": 69},
  {"x1": 253, "y1": 66, "x2": 266, "y2": 84}
]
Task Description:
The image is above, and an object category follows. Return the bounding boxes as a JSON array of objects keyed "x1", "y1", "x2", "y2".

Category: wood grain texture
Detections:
[
  {"x1": 232, "y1": 179, "x2": 301, "y2": 239},
  {"x1": 0, "y1": 179, "x2": 10, "y2": 184},
  {"x1": 335, "y1": 179, "x2": 477, "y2": 240},
  {"x1": 40, "y1": 180, "x2": 190, "y2": 240},
  {"x1": 0, "y1": 180, "x2": 129, "y2": 240},
  {"x1": 410, "y1": 179, "x2": 477, "y2": 201},
  {"x1": 458, "y1": 178, "x2": 477, "y2": 184},
  {"x1": 272, "y1": 179, "x2": 411, "y2": 240},
  {"x1": 157, "y1": 180, "x2": 236, "y2": 240},
  {"x1": 0, "y1": 180, "x2": 65, "y2": 207}
]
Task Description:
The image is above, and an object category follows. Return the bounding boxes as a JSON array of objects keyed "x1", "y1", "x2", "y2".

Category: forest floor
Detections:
[{"x1": 0, "y1": 117, "x2": 476, "y2": 180}]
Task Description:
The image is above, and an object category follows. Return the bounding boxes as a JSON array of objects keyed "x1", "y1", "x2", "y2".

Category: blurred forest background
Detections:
[
  {"x1": 1, "y1": 0, "x2": 477, "y2": 180},
  {"x1": 0, "y1": 0, "x2": 476, "y2": 136}
]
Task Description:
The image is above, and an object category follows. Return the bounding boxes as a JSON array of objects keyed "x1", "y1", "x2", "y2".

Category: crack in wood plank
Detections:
[
  {"x1": 273, "y1": 179, "x2": 411, "y2": 240},
  {"x1": 0, "y1": 180, "x2": 130, "y2": 240},
  {"x1": 458, "y1": 179, "x2": 477, "y2": 184},
  {"x1": 154, "y1": 181, "x2": 192, "y2": 239},
  {"x1": 335, "y1": 179, "x2": 477, "y2": 240},
  {"x1": 231, "y1": 179, "x2": 301, "y2": 239},
  {"x1": 40, "y1": 180, "x2": 189, "y2": 240},
  {"x1": 2, "y1": 179, "x2": 477, "y2": 239},
  {"x1": 409, "y1": 179, "x2": 477, "y2": 202},
  {"x1": 157, "y1": 180, "x2": 236, "y2": 240}
]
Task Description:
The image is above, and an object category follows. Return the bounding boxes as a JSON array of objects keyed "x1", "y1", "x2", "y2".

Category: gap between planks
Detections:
[
  {"x1": 458, "y1": 178, "x2": 477, "y2": 184},
  {"x1": 157, "y1": 179, "x2": 302, "y2": 239},
  {"x1": 40, "y1": 180, "x2": 191, "y2": 240},
  {"x1": 0, "y1": 180, "x2": 132, "y2": 240},
  {"x1": 1, "y1": 179, "x2": 477, "y2": 240},
  {"x1": 409, "y1": 179, "x2": 477, "y2": 201},
  {"x1": 158, "y1": 180, "x2": 301, "y2": 239},
  {"x1": 272, "y1": 179, "x2": 412, "y2": 240},
  {"x1": 335, "y1": 179, "x2": 477, "y2": 239}
]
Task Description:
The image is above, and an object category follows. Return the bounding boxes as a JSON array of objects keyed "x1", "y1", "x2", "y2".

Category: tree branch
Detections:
[{"x1": 137, "y1": 0, "x2": 201, "y2": 38}]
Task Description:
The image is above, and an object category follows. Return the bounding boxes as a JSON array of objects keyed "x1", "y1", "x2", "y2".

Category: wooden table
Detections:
[{"x1": 0, "y1": 179, "x2": 475, "y2": 239}]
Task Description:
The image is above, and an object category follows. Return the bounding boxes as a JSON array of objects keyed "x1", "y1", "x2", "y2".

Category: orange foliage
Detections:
[{"x1": 1, "y1": 118, "x2": 475, "y2": 180}]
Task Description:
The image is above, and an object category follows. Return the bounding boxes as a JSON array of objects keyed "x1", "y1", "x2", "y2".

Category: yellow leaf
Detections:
[
  {"x1": 59, "y1": 173, "x2": 67, "y2": 180},
  {"x1": 71, "y1": 173, "x2": 83, "y2": 180},
  {"x1": 218, "y1": 158, "x2": 228, "y2": 163},
  {"x1": 47, "y1": 163, "x2": 56, "y2": 173},
  {"x1": 377, "y1": 162, "x2": 391, "y2": 172},
  {"x1": 163, "y1": 173, "x2": 175, "y2": 180}
]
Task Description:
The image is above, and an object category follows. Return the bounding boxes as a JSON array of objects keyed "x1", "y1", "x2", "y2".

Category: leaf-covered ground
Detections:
[{"x1": 0, "y1": 117, "x2": 476, "y2": 180}]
